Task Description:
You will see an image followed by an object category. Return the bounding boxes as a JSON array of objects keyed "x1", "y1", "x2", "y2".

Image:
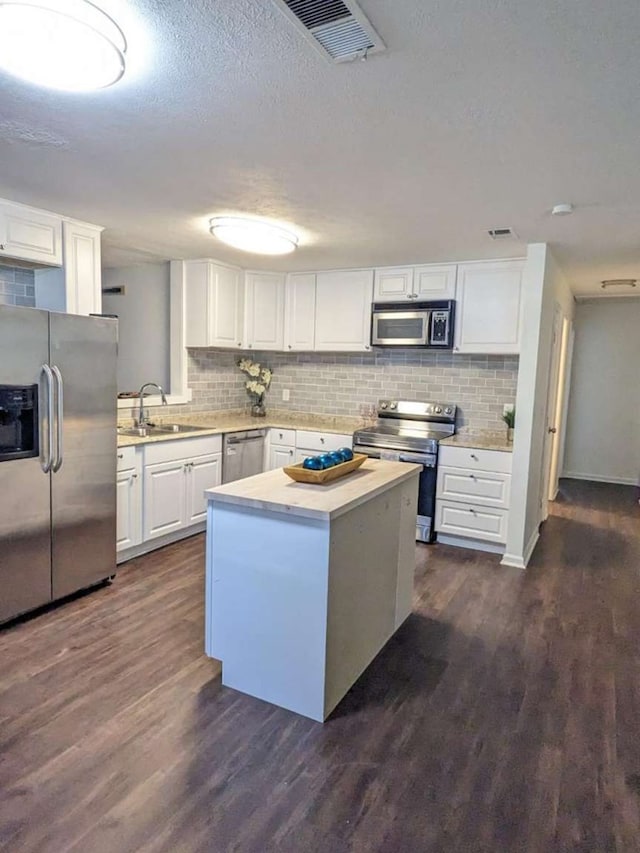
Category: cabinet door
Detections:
[
  {"x1": 414, "y1": 264, "x2": 457, "y2": 299},
  {"x1": 244, "y1": 272, "x2": 285, "y2": 350},
  {"x1": 373, "y1": 267, "x2": 413, "y2": 301},
  {"x1": 269, "y1": 445, "x2": 295, "y2": 470},
  {"x1": 143, "y1": 459, "x2": 187, "y2": 540},
  {"x1": 314, "y1": 270, "x2": 373, "y2": 352},
  {"x1": 116, "y1": 468, "x2": 142, "y2": 551},
  {"x1": 0, "y1": 202, "x2": 62, "y2": 265},
  {"x1": 184, "y1": 262, "x2": 243, "y2": 348},
  {"x1": 185, "y1": 453, "x2": 222, "y2": 526},
  {"x1": 63, "y1": 221, "x2": 102, "y2": 315},
  {"x1": 210, "y1": 264, "x2": 244, "y2": 348},
  {"x1": 284, "y1": 273, "x2": 316, "y2": 350},
  {"x1": 454, "y1": 261, "x2": 524, "y2": 354}
]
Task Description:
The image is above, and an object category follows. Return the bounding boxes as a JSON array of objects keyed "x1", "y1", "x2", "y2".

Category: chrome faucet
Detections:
[{"x1": 137, "y1": 382, "x2": 167, "y2": 427}]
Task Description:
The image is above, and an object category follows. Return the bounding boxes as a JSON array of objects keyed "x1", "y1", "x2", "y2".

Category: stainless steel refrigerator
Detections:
[{"x1": 0, "y1": 304, "x2": 117, "y2": 624}]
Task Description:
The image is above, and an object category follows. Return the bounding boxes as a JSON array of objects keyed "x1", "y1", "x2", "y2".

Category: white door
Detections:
[
  {"x1": 455, "y1": 261, "x2": 524, "y2": 354},
  {"x1": 185, "y1": 453, "x2": 223, "y2": 525},
  {"x1": 269, "y1": 445, "x2": 295, "y2": 470},
  {"x1": 373, "y1": 268, "x2": 413, "y2": 301},
  {"x1": 540, "y1": 307, "x2": 565, "y2": 519},
  {"x1": 210, "y1": 264, "x2": 244, "y2": 348},
  {"x1": 245, "y1": 272, "x2": 285, "y2": 350},
  {"x1": 116, "y1": 468, "x2": 141, "y2": 551},
  {"x1": 143, "y1": 459, "x2": 187, "y2": 540},
  {"x1": 413, "y1": 264, "x2": 457, "y2": 299},
  {"x1": 284, "y1": 273, "x2": 316, "y2": 350},
  {"x1": 315, "y1": 270, "x2": 374, "y2": 352},
  {"x1": 0, "y1": 202, "x2": 62, "y2": 265}
]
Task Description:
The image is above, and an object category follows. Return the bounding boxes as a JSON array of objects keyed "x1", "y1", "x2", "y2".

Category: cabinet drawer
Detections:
[
  {"x1": 269, "y1": 427, "x2": 296, "y2": 447},
  {"x1": 435, "y1": 500, "x2": 508, "y2": 544},
  {"x1": 437, "y1": 466, "x2": 511, "y2": 509},
  {"x1": 116, "y1": 445, "x2": 138, "y2": 472},
  {"x1": 295, "y1": 431, "x2": 352, "y2": 453},
  {"x1": 438, "y1": 444, "x2": 512, "y2": 474},
  {"x1": 144, "y1": 434, "x2": 222, "y2": 466}
]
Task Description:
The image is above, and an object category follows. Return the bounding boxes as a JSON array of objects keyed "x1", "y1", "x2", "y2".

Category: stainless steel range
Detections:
[{"x1": 353, "y1": 400, "x2": 457, "y2": 543}]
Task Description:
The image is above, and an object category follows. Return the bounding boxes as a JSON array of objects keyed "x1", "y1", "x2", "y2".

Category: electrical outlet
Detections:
[
  {"x1": 503, "y1": 403, "x2": 514, "y2": 415},
  {"x1": 282, "y1": 389, "x2": 290, "y2": 402}
]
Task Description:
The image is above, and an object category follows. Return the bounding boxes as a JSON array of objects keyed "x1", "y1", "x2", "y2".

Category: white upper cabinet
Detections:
[
  {"x1": 454, "y1": 260, "x2": 525, "y2": 354},
  {"x1": 284, "y1": 273, "x2": 316, "y2": 351},
  {"x1": 244, "y1": 272, "x2": 286, "y2": 351},
  {"x1": 184, "y1": 261, "x2": 244, "y2": 348},
  {"x1": 314, "y1": 269, "x2": 373, "y2": 352},
  {"x1": 0, "y1": 201, "x2": 62, "y2": 266},
  {"x1": 374, "y1": 264, "x2": 457, "y2": 302}
]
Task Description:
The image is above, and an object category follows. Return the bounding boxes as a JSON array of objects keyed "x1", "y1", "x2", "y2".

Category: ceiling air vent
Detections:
[
  {"x1": 487, "y1": 227, "x2": 517, "y2": 240},
  {"x1": 271, "y1": 0, "x2": 385, "y2": 63}
]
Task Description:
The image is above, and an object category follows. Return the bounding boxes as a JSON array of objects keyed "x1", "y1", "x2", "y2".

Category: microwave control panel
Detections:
[{"x1": 430, "y1": 310, "x2": 450, "y2": 345}]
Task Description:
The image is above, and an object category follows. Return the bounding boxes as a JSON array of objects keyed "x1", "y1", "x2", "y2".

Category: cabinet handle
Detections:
[
  {"x1": 469, "y1": 473, "x2": 476, "y2": 479},
  {"x1": 288, "y1": 345, "x2": 292, "y2": 349},
  {"x1": 288, "y1": 449, "x2": 293, "y2": 455},
  {"x1": 469, "y1": 508, "x2": 476, "y2": 514},
  {"x1": 248, "y1": 344, "x2": 252, "y2": 348},
  {"x1": 320, "y1": 437, "x2": 325, "y2": 444},
  {"x1": 0, "y1": 244, "x2": 4, "y2": 251},
  {"x1": 365, "y1": 345, "x2": 371, "y2": 350},
  {"x1": 117, "y1": 453, "x2": 123, "y2": 459},
  {"x1": 237, "y1": 342, "x2": 242, "y2": 347},
  {"x1": 470, "y1": 454, "x2": 478, "y2": 460},
  {"x1": 131, "y1": 473, "x2": 138, "y2": 480},
  {"x1": 279, "y1": 433, "x2": 283, "y2": 439}
]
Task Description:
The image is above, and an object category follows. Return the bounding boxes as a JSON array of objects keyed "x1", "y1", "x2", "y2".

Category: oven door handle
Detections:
[
  {"x1": 398, "y1": 452, "x2": 436, "y2": 467},
  {"x1": 40, "y1": 364, "x2": 55, "y2": 474}
]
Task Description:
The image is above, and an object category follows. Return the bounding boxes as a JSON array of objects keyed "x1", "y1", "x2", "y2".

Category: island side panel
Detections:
[
  {"x1": 206, "y1": 502, "x2": 331, "y2": 722},
  {"x1": 394, "y1": 474, "x2": 420, "y2": 628},
  {"x1": 323, "y1": 472, "x2": 420, "y2": 719}
]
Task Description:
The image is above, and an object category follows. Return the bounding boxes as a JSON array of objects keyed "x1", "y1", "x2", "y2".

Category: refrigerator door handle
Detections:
[
  {"x1": 51, "y1": 365, "x2": 64, "y2": 473},
  {"x1": 40, "y1": 364, "x2": 55, "y2": 474}
]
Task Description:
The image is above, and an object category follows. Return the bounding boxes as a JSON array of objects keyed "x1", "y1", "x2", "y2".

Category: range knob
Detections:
[
  {"x1": 380, "y1": 402, "x2": 388, "y2": 409},
  {"x1": 444, "y1": 406, "x2": 453, "y2": 415},
  {"x1": 434, "y1": 406, "x2": 443, "y2": 414},
  {"x1": 389, "y1": 402, "x2": 397, "y2": 410}
]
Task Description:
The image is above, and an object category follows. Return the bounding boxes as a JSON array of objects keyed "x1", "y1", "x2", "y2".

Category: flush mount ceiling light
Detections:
[
  {"x1": 209, "y1": 217, "x2": 299, "y2": 255},
  {"x1": 0, "y1": 0, "x2": 127, "y2": 91}
]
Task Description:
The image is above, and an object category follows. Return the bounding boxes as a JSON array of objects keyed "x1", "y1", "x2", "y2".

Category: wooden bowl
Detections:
[{"x1": 283, "y1": 453, "x2": 367, "y2": 484}]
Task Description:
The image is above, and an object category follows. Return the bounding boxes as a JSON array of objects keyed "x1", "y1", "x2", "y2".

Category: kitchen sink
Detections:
[{"x1": 118, "y1": 424, "x2": 206, "y2": 438}]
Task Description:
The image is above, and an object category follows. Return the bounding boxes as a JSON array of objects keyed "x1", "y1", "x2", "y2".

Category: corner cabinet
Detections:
[
  {"x1": 454, "y1": 260, "x2": 525, "y2": 354},
  {"x1": 244, "y1": 272, "x2": 286, "y2": 351},
  {"x1": 184, "y1": 261, "x2": 244, "y2": 348},
  {"x1": 314, "y1": 269, "x2": 373, "y2": 352},
  {"x1": 374, "y1": 264, "x2": 457, "y2": 302},
  {"x1": 0, "y1": 201, "x2": 62, "y2": 266}
]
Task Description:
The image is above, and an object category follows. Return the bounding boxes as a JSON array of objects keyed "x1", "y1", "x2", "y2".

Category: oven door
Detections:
[
  {"x1": 371, "y1": 309, "x2": 430, "y2": 346},
  {"x1": 353, "y1": 445, "x2": 437, "y2": 542}
]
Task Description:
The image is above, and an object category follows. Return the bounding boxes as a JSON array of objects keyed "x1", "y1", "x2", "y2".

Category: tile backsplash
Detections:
[
  {"x1": 164, "y1": 349, "x2": 519, "y2": 432},
  {"x1": 0, "y1": 264, "x2": 35, "y2": 307}
]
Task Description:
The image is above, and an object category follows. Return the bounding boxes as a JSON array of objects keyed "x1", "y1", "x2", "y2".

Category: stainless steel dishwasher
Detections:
[{"x1": 222, "y1": 430, "x2": 266, "y2": 483}]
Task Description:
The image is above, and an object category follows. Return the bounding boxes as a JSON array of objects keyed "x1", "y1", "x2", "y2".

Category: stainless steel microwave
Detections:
[{"x1": 371, "y1": 300, "x2": 455, "y2": 348}]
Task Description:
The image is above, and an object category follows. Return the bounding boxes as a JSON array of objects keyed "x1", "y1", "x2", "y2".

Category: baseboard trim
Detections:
[
  {"x1": 117, "y1": 522, "x2": 206, "y2": 564},
  {"x1": 436, "y1": 533, "x2": 505, "y2": 555},
  {"x1": 562, "y1": 472, "x2": 637, "y2": 486},
  {"x1": 501, "y1": 528, "x2": 539, "y2": 570}
]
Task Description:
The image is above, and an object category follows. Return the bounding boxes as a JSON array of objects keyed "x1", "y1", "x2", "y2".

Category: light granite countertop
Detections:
[
  {"x1": 117, "y1": 410, "x2": 362, "y2": 448},
  {"x1": 204, "y1": 458, "x2": 421, "y2": 521},
  {"x1": 440, "y1": 431, "x2": 514, "y2": 453}
]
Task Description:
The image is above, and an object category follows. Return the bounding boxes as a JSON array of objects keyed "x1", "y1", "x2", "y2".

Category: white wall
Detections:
[
  {"x1": 563, "y1": 299, "x2": 640, "y2": 485},
  {"x1": 504, "y1": 244, "x2": 575, "y2": 568},
  {"x1": 102, "y1": 263, "x2": 171, "y2": 394}
]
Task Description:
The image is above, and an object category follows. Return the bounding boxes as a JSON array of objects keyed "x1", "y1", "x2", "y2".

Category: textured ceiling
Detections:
[{"x1": 1, "y1": 0, "x2": 640, "y2": 293}]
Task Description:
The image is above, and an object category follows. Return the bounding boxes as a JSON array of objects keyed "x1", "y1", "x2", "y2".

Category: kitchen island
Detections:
[{"x1": 204, "y1": 459, "x2": 420, "y2": 721}]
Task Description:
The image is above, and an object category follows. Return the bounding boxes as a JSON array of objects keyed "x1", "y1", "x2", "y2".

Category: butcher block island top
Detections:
[
  {"x1": 204, "y1": 458, "x2": 421, "y2": 521},
  {"x1": 205, "y1": 459, "x2": 421, "y2": 721}
]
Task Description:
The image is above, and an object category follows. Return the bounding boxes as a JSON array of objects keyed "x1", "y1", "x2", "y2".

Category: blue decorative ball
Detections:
[
  {"x1": 319, "y1": 453, "x2": 336, "y2": 468},
  {"x1": 338, "y1": 447, "x2": 354, "y2": 461},
  {"x1": 303, "y1": 456, "x2": 323, "y2": 470}
]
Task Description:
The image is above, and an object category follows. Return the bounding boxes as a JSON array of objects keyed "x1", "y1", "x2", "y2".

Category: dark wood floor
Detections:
[{"x1": 1, "y1": 480, "x2": 639, "y2": 852}]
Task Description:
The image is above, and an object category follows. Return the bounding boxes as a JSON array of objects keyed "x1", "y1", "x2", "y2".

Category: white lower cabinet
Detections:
[
  {"x1": 435, "y1": 444, "x2": 512, "y2": 550},
  {"x1": 143, "y1": 438, "x2": 223, "y2": 541},
  {"x1": 116, "y1": 446, "x2": 142, "y2": 552},
  {"x1": 269, "y1": 445, "x2": 295, "y2": 469}
]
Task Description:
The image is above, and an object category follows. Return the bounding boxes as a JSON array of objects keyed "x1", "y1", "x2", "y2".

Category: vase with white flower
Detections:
[{"x1": 237, "y1": 358, "x2": 273, "y2": 417}]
